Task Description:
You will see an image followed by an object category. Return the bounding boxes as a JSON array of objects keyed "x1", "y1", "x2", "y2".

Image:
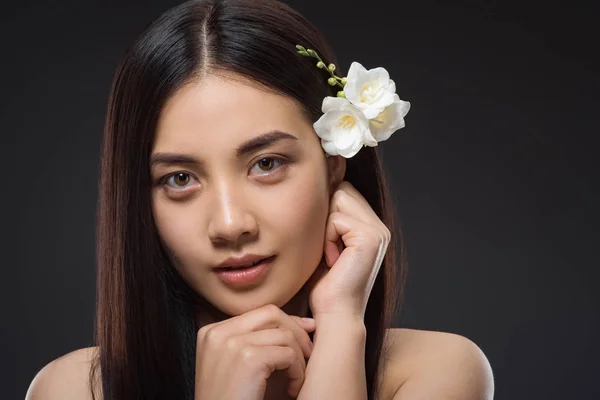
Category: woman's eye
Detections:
[
  {"x1": 250, "y1": 157, "x2": 286, "y2": 175},
  {"x1": 163, "y1": 172, "x2": 196, "y2": 189}
]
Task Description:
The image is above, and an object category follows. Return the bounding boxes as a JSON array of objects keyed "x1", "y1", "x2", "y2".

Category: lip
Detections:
[
  {"x1": 213, "y1": 255, "x2": 275, "y2": 289},
  {"x1": 214, "y1": 253, "x2": 272, "y2": 270}
]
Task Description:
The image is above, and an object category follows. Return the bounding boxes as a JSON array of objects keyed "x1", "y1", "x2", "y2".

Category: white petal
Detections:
[
  {"x1": 363, "y1": 127, "x2": 378, "y2": 146},
  {"x1": 321, "y1": 139, "x2": 339, "y2": 156},
  {"x1": 366, "y1": 67, "x2": 391, "y2": 85},
  {"x1": 344, "y1": 62, "x2": 368, "y2": 106},
  {"x1": 396, "y1": 96, "x2": 411, "y2": 118},
  {"x1": 333, "y1": 125, "x2": 362, "y2": 150},
  {"x1": 389, "y1": 79, "x2": 396, "y2": 94},
  {"x1": 370, "y1": 90, "x2": 396, "y2": 111},
  {"x1": 369, "y1": 99, "x2": 411, "y2": 142},
  {"x1": 315, "y1": 99, "x2": 375, "y2": 158},
  {"x1": 346, "y1": 62, "x2": 368, "y2": 84},
  {"x1": 345, "y1": 64, "x2": 396, "y2": 113},
  {"x1": 322, "y1": 96, "x2": 350, "y2": 113},
  {"x1": 313, "y1": 110, "x2": 344, "y2": 141},
  {"x1": 362, "y1": 105, "x2": 384, "y2": 119},
  {"x1": 337, "y1": 139, "x2": 363, "y2": 158}
]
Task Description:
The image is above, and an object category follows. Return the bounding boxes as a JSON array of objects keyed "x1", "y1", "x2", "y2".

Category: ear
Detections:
[{"x1": 326, "y1": 155, "x2": 346, "y2": 195}]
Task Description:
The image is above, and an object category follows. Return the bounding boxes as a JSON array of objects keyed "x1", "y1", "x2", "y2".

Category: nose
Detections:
[{"x1": 207, "y1": 179, "x2": 258, "y2": 247}]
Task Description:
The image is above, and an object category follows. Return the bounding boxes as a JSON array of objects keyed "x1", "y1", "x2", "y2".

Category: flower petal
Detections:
[
  {"x1": 313, "y1": 110, "x2": 343, "y2": 141},
  {"x1": 321, "y1": 139, "x2": 339, "y2": 156},
  {"x1": 363, "y1": 127, "x2": 378, "y2": 146},
  {"x1": 322, "y1": 96, "x2": 350, "y2": 113},
  {"x1": 389, "y1": 79, "x2": 396, "y2": 94},
  {"x1": 344, "y1": 63, "x2": 396, "y2": 114},
  {"x1": 362, "y1": 106, "x2": 383, "y2": 120},
  {"x1": 337, "y1": 139, "x2": 363, "y2": 158},
  {"x1": 366, "y1": 67, "x2": 390, "y2": 85},
  {"x1": 315, "y1": 101, "x2": 373, "y2": 158},
  {"x1": 369, "y1": 98, "x2": 411, "y2": 142},
  {"x1": 344, "y1": 62, "x2": 369, "y2": 105}
]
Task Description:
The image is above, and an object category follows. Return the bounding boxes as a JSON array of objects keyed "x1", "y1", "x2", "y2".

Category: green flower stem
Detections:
[{"x1": 296, "y1": 45, "x2": 346, "y2": 89}]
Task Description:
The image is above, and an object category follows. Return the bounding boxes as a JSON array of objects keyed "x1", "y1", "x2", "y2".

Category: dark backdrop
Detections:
[{"x1": 1, "y1": 0, "x2": 598, "y2": 399}]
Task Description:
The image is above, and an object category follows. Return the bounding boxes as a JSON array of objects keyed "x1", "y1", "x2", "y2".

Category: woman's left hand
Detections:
[{"x1": 304, "y1": 181, "x2": 391, "y2": 321}]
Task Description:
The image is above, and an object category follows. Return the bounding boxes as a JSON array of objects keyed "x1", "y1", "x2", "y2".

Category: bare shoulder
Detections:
[
  {"x1": 380, "y1": 328, "x2": 495, "y2": 400},
  {"x1": 25, "y1": 346, "x2": 101, "y2": 400}
]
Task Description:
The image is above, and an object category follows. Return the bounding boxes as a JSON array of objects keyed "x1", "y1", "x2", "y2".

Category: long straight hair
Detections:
[{"x1": 91, "y1": 0, "x2": 408, "y2": 398}]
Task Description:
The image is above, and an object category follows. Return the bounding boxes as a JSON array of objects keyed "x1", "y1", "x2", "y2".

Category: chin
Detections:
[{"x1": 216, "y1": 285, "x2": 304, "y2": 317}]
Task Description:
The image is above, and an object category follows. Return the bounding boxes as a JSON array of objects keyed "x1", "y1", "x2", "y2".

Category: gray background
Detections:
[{"x1": 1, "y1": 0, "x2": 598, "y2": 399}]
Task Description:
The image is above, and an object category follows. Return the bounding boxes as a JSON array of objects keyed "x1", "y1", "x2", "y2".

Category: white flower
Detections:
[
  {"x1": 313, "y1": 97, "x2": 376, "y2": 158},
  {"x1": 368, "y1": 94, "x2": 411, "y2": 142},
  {"x1": 343, "y1": 62, "x2": 398, "y2": 119}
]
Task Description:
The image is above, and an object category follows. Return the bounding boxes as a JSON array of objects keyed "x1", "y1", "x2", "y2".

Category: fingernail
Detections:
[{"x1": 301, "y1": 317, "x2": 315, "y2": 324}]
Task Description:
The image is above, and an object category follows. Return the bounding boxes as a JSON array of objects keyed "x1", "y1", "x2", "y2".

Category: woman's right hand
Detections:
[{"x1": 194, "y1": 304, "x2": 316, "y2": 400}]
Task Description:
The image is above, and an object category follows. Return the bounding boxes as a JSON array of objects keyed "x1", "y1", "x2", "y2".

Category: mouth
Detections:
[
  {"x1": 212, "y1": 255, "x2": 275, "y2": 288},
  {"x1": 213, "y1": 255, "x2": 275, "y2": 271}
]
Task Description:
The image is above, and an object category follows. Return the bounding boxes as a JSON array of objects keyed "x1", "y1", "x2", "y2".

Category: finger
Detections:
[
  {"x1": 336, "y1": 181, "x2": 374, "y2": 214},
  {"x1": 323, "y1": 211, "x2": 361, "y2": 267},
  {"x1": 289, "y1": 315, "x2": 316, "y2": 333},
  {"x1": 333, "y1": 184, "x2": 391, "y2": 242},
  {"x1": 252, "y1": 345, "x2": 305, "y2": 398},
  {"x1": 324, "y1": 211, "x2": 385, "y2": 267},
  {"x1": 211, "y1": 305, "x2": 315, "y2": 361},
  {"x1": 330, "y1": 185, "x2": 381, "y2": 228},
  {"x1": 235, "y1": 328, "x2": 309, "y2": 365}
]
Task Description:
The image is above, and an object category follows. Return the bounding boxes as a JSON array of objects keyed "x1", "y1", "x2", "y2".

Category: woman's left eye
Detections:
[{"x1": 250, "y1": 156, "x2": 287, "y2": 175}]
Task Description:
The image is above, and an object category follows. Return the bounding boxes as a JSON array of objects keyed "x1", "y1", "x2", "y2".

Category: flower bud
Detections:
[
  {"x1": 316, "y1": 61, "x2": 325, "y2": 69},
  {"x1": 336, "y1": 91, "x2": 346, "y2": 98},
  {"x1": 328, "y1": 63, "x2": 336, "y2": 72},
  {"x1": 327, "y1": 77, "x2": 337, "y2": 86},
  {"x1": 307, "y1": 49, "x2": 317, "y2": 57},
  {"x1": 341, "y1": 77, "x2": 347, "y2": 85}
]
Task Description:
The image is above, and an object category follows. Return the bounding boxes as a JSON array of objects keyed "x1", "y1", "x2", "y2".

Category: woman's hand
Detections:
[
  {"x1": 305, "y1": 181, "x2": 391, "y2": 320},
  {"x1": 194, "y1": 304, "x2": 316, "y2": 400}
]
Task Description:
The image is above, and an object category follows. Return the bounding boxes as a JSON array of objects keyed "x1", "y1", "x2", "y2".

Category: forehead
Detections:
[{"x1": 154, "y1": 72, "x2": 312, "y2": 150}]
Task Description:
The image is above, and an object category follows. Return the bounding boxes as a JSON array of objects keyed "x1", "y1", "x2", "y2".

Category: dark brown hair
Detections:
[{"x1": 91, "y1": 0, "x2": 407, "y2": 398}]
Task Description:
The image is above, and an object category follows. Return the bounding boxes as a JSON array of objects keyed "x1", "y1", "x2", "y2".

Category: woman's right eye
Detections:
[{"x1": 161, "y1": 172, "x2": 198, "y2": 191}]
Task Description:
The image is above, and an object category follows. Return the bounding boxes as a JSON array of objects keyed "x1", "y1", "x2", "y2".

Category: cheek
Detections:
[
  {"x1": 151, "y1": 197, "x2": 200, "y2": 265},
  {"x1": 267, "y1": 168, "x2": 330, "y2": 259}
]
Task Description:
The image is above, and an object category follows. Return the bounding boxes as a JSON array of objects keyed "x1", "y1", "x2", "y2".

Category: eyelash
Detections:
[{"x1": 157, "y1": 156, "x2": 289, "y2": 192}]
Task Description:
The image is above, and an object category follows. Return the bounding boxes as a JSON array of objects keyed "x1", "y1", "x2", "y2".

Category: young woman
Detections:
[{"x1": 26, "y1": 0, "x2": 494, "y2": 399}]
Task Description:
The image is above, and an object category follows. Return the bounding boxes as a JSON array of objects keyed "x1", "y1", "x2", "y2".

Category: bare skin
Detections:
[
  {"x1": 25, "y1": 327, "x2": 494, "y2": 400},
  {"x1": 25, "y1": 73, "x2": 494, "y2": 399}
]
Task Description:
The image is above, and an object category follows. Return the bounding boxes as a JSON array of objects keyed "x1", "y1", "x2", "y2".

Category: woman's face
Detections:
[{"x1": 151, "y1": 72, "x2": 344, "y2": 317}]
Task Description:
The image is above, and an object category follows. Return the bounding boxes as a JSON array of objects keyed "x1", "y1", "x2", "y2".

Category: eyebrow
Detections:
[{"x1": 150, "y1": 130, "x2": 298, "y2": 169}]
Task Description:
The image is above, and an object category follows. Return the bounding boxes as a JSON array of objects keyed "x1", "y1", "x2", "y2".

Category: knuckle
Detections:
[
  {"x1": 203, "y1": 326, "x2": 223, "y2": 346},
  {"x1": 240, "y1": 346, "x2": 256, "y2": 364},
  {"x1": 225, "y1": 337, "x2": 241, "y2": 353},
  {"x1": 338, "y1": 181, "x2": 353, "y2": 190},
  {"x1": 283, "y1": 346, "x2": 296, "y2": 362},
  {"x1": 331, "y1": 188, "x2": 346, "y2": 205},
  {"x1": 263, "y1": 304, "x2": 282, "y2": 319},
  {"x1": 329, "y1": 211, "x2": 344, "y2": 221},
  {"x1": 196, "y1": 326, "x2": 208, "y2": 343},
  {"x1": 281, "y1": 328, "x2": 294, "y2": 342}
]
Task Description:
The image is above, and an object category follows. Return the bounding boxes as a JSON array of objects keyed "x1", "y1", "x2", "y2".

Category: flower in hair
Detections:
[{"x1": 296, "y1": 45, "x2": 411, "y2": 158}]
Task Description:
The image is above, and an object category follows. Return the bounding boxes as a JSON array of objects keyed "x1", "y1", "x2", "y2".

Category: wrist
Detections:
[{"x1": 313, "y1": 313, "x2": 366, "y2": 334}]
